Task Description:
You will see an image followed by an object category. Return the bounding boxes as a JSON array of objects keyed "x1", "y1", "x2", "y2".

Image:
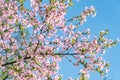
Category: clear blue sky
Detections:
[{"x1": 59, "y1": 0, "x2": 120, "y2": 80}]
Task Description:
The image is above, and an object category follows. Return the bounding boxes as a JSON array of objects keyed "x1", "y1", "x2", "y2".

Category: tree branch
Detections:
[
  {"x1": 2, "y1": 61, "x2": 17, "y2": 66},
  {"x1": 1, "y1": 53, "x2": 80, "y2": 66},
  {"x1": 2, "y1": 56, "x2": 31, "y2": 66}
]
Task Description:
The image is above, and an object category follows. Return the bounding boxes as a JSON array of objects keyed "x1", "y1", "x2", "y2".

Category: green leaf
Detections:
[
  {"x1": 58, "y1": 76, "x2": 62, "y2": 80},
  {"x1": 78, "y1": 16, "x2": 82, "y2": 21},
  {"x1": 105, "y1": 29, "x2": 109, "y2": 34},
  {"x1": 105, "y1": 63, "x2": 110, "y2": 67},
  {"x1": 19, "y1": 0, "x2": 24, "y2": 5},
  {"x1": 80, "y1": 48, "x2": 87, "y2": 54},
  {"x1": 19, "y1": 25, "x2": 25, "y2": 36},
  {"x1": 25, "y1": 74, "x2": 33, "y2": 77},
  {"x1": 33, "y1": 57, "x2": 40, "y2": 65},
  {"x1": 20, "y1": 25, "x2": 24, "y2": 31},
  {"x1": 8, "y1": 14, "x2": 13, "y2": 19},
  {"x1": 96, "y1": 67, "x2": 103, "y2": 73},
  {"x1": 20, "y1": 5, "x2": 24, "y2": 11},
  {"x1": 15, "y1": 20, "x2": 19, "y2": 26},
  {"x1": 80, "y1": 74, "x2": 88, "y2": 80},
  {"x1": 5, "y1": 0, "x2": 10, "y2": 3},
  {"x1": 5, "y1": 48, "x2": 11, "y2": 53},
  {"x1": 50, "y1": 0, "x2": 56, "y2": 4},
  {"x1": 9, "y1": 58, "x2": 15, "y2": 63},
  {"x1": 99, "y1": 37, "x2": 104, "y2": 42},
  {"x1": 0, "y1": 71, "x2": 8, "y2": 79},
  {"x1": 71, "y1": 38, "x2": 76, "y2": 45},
  {"x1": 68, "y1": 0, "x2": 74, "y2": 6},
  {"x1": 69, "y1": 2, "x2": 74, "y2": 6},
  {"x1": 39, "y1": 41, "x2": 42, "y2": 45},
  {"x1": 13, "y1": 67, "x2": 22, "y2": 73},
  {"x1": 18, "y1": 55, "x2": 22, "y2": 59},
  {"x1": 0, "y1": 57, "x2": 2, "y2": 60},
  {"x1": 100, "y1": 31, "x2": 105, "y2": 37},
  {"x1": 4, "y1": 29, "x2": 8, "y2": 32},
  {"x1": 39, "y1": 0, "x2": 42, "y2": 2},
  {"x1": 0, "y1": 31, "x2": 2, "y2": 34},
  {"x1": 48, "y1": 23, "x2": 53, "y2": 30},
  {"x1": 111, "y1": 41, "x2": 117, "y2": 46}
]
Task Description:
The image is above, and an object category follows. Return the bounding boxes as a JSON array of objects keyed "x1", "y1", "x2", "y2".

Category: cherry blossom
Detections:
[{"x1": 0, "y1": 0, "x2": 118, "y2": 80}]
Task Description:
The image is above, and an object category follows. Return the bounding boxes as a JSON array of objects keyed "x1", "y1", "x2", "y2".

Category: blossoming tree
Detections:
[{"x1": 0, "y1": 0, "x2": 119, "y2": 80}]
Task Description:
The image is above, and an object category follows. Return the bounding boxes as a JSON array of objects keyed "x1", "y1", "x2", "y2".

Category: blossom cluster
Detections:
[
  {"x1": 67, "y1": 6, "x2": 96, "y2": 25},
  {"x1": 79, "y1": 6, "x2": 96, "y2": 25},
  {"x1": 0, "y1": 0, "x2": 118, "y2": 80}
]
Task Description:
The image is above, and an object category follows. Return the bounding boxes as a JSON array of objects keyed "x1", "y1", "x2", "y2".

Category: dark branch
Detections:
[
  {"x1": 24, "y1": 56, "x2": 31, "y2": 59},
  {"x1": 2, "y1": 61, "x2": 16, "y2": 66},
  {"x1": 67, "y1": 16, "x2": 78, "y2": 22},
  {"x1": 1, "y1": 53, "x2": 80, "y2": 66},
  {"x1": 2, "y1": 56, "x2": 31, "y2": 66},
  {"x1": 54, "y1": 53, "x2": 79, "y2": 55}
]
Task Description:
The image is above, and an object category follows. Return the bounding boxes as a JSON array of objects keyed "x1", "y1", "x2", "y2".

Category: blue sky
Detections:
[{"x1": 59, "y1": 0, "x2": 120, "y2": 80}]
